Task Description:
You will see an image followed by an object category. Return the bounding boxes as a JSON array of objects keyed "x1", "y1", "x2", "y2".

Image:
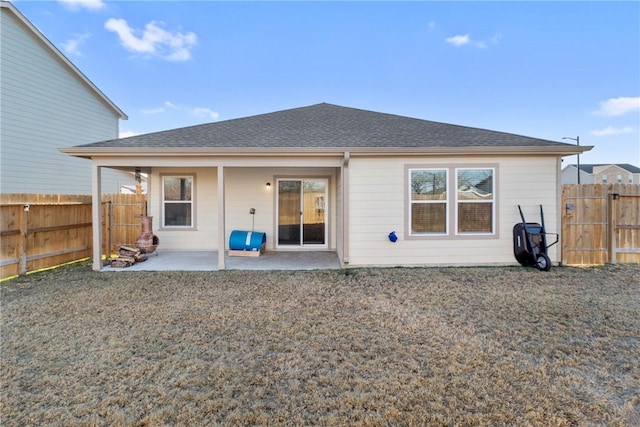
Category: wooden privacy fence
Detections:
[
  {"x1": 1, "y1": 194, "x2": 147, "y2": 279},
  {"x1": 102, "y1": 193, "x2": 148, "y2": 256},
  {"x1": 562, "y1": 184, "x2": 640, "y2": 265}
]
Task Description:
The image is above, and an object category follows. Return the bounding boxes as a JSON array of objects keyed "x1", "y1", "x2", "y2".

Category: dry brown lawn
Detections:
[{"x1": 1, "y1": 262, "x2": 639, "y2": 426}]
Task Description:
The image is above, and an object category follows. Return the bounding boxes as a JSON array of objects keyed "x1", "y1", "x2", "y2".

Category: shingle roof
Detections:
[
  {"x1": 574, "y1": 164, "x2": 640, "y2": 174},
  {"x1": 77, "y1": 103, "x2": 576, "y2": 150}
]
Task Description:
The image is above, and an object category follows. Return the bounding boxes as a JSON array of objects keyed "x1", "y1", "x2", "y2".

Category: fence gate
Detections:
[
  {"x1": 102, "y1": 194, "x2": 147, "y2": 256},
  {"x1": 562, "y1": 184, "x2": 640, "y2": 265},
  {"x1": 1, "y1": 194, "x2": 148, "y2": 279}
]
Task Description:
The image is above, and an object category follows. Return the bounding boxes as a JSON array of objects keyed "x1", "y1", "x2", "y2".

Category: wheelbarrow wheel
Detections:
[{"x1": 535, "y1": 253, "x2": 551, "y2": 271}]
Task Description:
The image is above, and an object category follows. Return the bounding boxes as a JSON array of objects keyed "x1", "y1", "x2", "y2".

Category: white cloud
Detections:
[
  {"x1": 58, "y1": 0, "x2": 105, "y2": 11},
  {"x1": 104, "y1": 19, "x2": 154, "y2": 53},
  {"x1": 590, "y1": 126, "x2": 636, "y2": 137},
  {"x1": 141, "y1": 101, "x2": 219, "y2": 121},
  {"x1": 445, "y1": 34, "x2": 469, "y2": 47},
  {"x1": 119, "y1": 130, "x2": 139, "y2": 138},
  {"x1": 445, "y1": 32, "x2": 501, "y2": 48},
  {"x1": 428, "y1": 21, "x2": 436, "y2": 31},
  {"x1": 593, "y1": 97, "x2": 640, "y2": 117},
  {"x1": 104, "y1": 18, "x2": 197, "y2": 61},
  {"x1": 193, "y1": 108, "x2": 219, "y2": 120},
  {"x1": 61, "y1": 33, "x2": 91, "y2": 56}
]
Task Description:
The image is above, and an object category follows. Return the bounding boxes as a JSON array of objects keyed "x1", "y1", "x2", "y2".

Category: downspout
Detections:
[{"x1": 342, "y1": 151, "x2": 350, "y2": 265}]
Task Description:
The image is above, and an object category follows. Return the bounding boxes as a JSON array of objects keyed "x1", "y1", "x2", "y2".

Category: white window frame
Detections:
[
  {"x1": 162, "y1": 175, "x2": 194, "y2": 228},
  {"x1": 406, "y1": 164, "x2": 498, "y2": 240},
  {"x1": 408, "y1": 168, "x2": 449, "y2": 236},
  {"x1": 455, "y1": 167, "x2": 495, "y2": 235}
]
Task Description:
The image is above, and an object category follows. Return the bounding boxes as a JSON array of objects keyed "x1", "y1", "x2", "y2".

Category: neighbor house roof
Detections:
[
  {"x1": 62, "y1": 103, "x2": 590, "y2": 157},
  {"x1": 582, "y1": 164, "x2": 640, "y2": 174},
  {"x1": 1, "y1": 1, "x2": 127, "y2": 120},
  {"x1": 567, "y1": 164, "x2": 640, "y2": 174}
]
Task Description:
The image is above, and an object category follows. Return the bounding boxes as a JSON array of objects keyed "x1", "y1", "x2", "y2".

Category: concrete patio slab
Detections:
[
  {"x1": 226, "y1": 250, "x2": 341, "y2": 271},
  {"x1": 102, "y1": 250, "x2": 341, "y2": 272}
]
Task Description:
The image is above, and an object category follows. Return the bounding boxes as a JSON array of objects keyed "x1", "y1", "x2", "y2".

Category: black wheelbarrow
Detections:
[{"x1": 513, "y1": 205, "x2": 558, "y2": 271}]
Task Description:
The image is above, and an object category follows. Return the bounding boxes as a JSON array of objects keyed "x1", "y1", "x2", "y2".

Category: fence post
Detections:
[
  {"x1": 18, "y1": 205, "x2": 27, "y2": 275},
  {"x1": 108, "y1": 201, "x2": 113, "y2": 257},
  {"x1": 101, "y1": 201, "x2": 107, "y2": 258},
  {"x1": 608, "y1": 193, "x2": 618, "y2": 264}
]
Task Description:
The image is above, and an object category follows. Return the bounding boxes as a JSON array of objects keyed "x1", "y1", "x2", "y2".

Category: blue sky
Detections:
[{"x1": 15, "y1": 0, "x2": 640, "y2": 166}]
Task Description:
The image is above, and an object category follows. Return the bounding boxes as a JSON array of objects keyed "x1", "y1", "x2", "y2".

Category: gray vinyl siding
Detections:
[{"x1": 0, "y1": 6, "x2": 133, "y2": 194}]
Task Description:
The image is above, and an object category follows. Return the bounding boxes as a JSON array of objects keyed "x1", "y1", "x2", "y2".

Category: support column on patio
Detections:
[
  {"x1": 342, "y1": 151, "x2": 350, "y2": 265},
  {"x1": 91, "y1": 162, "x2": 102, "y2": 271},
  {"x1": 217, "y1": 166, "x2": 225, "y2": 270}
]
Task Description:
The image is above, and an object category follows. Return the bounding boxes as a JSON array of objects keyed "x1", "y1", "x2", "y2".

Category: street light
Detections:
[{"x1": 563, "y1": 136, "x2": 580, "y2": 184}]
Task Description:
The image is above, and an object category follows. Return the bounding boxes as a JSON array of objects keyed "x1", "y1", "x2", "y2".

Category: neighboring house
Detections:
[
  {"x1": 61, "y1": 103, "x2": 590, "y2": 270},
  {"x1": 561, "y1": 163, "x2": 640, "y2": 185},
  {"x1": 120, "y1": 183, "x2": 148, "y2": 194},
  {"x1": 0, "y1": 1, "x2": 136, "y2": 194},
  {"x1": 118, "y1": 172, "x2": 148, "y2": 194}
]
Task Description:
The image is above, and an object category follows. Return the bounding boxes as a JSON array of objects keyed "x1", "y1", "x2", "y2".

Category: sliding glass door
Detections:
[{"x1": 277, "y1": 179, "x2": 327, "y2": 247}]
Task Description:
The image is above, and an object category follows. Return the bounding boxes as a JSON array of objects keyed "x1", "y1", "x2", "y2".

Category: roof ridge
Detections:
[{"x1": 70, "y1": 103, "x2": 592, "y2": 153}]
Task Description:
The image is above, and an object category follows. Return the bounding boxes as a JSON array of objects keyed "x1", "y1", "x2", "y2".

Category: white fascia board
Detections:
[
  {"x1": 74, "y1": 155, "x2": 344, "y2": 168},
  {"x1": 60, "y1": 144, "x2": 593, "y2": 160}
]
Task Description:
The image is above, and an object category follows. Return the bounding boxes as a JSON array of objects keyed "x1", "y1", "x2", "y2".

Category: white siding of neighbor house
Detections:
[
  {"x1": 347, "y1": 156, "x2": 560, "y2": 267},
  {"x1": 0, "y1": 6, "x2": 134, "y2": 194},
  {"x1": 148, "y1": 167, "x2": 338, "y2": 251},
  {"x1": 560, "y1": 165, "x2": 594, "y2": 185}
]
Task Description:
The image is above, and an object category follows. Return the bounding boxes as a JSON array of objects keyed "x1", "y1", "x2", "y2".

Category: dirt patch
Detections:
[{"x1": 2, "y1": 262, "x2": 639, "y2": 426}]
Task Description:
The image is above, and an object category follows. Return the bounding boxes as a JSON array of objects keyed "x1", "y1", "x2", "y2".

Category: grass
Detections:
[{"x1": 1, "y1": 262, "x2": 639, "y2": 426}]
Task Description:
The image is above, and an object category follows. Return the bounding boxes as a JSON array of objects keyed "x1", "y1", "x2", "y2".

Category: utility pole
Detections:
[{"x1": 563, "y1": 136, "x2": 581, "y2": 184}]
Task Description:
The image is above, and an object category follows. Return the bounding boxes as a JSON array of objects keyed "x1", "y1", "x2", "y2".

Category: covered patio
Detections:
[{"x1": 102, "y1": 250, "x2": 342, "y2": 272}]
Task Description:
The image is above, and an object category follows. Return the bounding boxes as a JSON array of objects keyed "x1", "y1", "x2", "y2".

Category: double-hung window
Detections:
[
  {"x1": 162, "y1": 176, "x2": 194, "y2": 227},
  {"x1": 456, "y1": 168, "x2": 494, "y2": 234},
  {"x1": 408, "y1": 166, "x2": 496, "y2": 237},
  {"x1": 410, "y1": 169, "x2": 448, "y2": 234}
]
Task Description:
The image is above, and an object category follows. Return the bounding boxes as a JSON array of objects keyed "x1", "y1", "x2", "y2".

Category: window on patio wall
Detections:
[
  {"x1": 408, "y1": 166, "x2": 496, "y2": 237},
  {"x1": 162, "y1": 176, "x2": 194, "y2": 227}
]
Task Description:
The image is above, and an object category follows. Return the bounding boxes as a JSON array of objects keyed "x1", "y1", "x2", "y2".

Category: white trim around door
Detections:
[{"x1": 276, "y1": 178, "x2": 329, "y2": 249}]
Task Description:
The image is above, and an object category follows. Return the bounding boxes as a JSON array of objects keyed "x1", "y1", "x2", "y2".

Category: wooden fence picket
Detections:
[
  {"x1": 2, "y1": 186, "x2": 638, "y2": 277},
  {"x1": 1, "y1": 194, "x2": 146, "y2": 279},
  {"x1": 562, "y1": 184, "x2": 640, "y2": 265}
]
